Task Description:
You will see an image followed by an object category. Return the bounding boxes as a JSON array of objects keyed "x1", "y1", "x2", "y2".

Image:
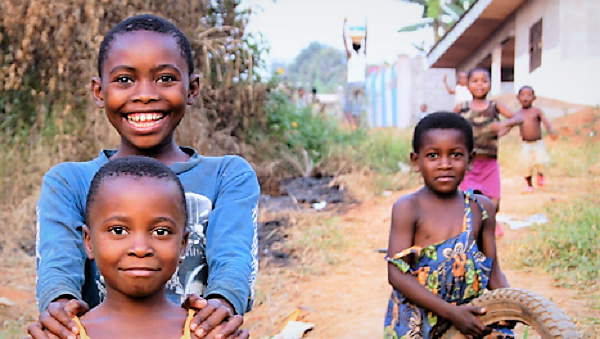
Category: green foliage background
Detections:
[{"x1": 272, "y1": 42, "x2": 347, "y2": 93}]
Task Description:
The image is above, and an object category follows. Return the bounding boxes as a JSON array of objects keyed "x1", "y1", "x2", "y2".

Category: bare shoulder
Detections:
[
  {"x1": 392, "y1": 191, "x2": 420, "y2": 218},
  {"x1": 495, "y1": 100, "x2": 509, "y2": 111},
  {"x1": 393, "y1": 191, "x2": 419, "y2": 209},
  {"x1": 472, "y1": 193, "x2": 495, "y2": 217},
  {"x1": 533, "y1": 106, "x2": 545, "y2": 116}
]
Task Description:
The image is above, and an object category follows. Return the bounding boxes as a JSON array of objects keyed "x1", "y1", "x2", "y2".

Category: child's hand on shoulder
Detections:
[
  {"x1": 184, "y1": 295, "x2": 248, "y2": 339},
  {"x1": 447, "y1": 305, "x2": 490, "y2": 339}
]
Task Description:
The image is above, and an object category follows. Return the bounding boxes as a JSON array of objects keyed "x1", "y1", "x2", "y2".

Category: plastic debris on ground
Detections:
[
  {"x1": 312, "y1": 201, "x2": 327, "y2": 211},
  {"x1": 263, "y1": 308, "x2": 314, "y2": 339},
  {"x1": 496, "y1": 213, "x2": 549, "y2": 230},
  {"x1": 397, "y1": 162, "x2": 411, "y2": 173},
  {"x1": 0, "y1": 297, "x2": 15, "y2": 307}
]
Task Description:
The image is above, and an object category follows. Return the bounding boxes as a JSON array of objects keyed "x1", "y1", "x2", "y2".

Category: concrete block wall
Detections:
[{"x1": 365, "y1": 56, "x2": 456, "y2": 128}]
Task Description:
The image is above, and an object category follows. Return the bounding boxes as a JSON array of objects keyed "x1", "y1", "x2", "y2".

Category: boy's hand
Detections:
[
  {"x1": 550, "y1": 132, "x2": 559, "y2": 140},
  {"x1": 498, "y1": 126, "x2": 511, "y2": 137},
  {"x1": 184, "y1": 294, "x2": 248, "y2": 339},
  {"x1": 448, "y1": 305, "x2": 490, "y2": 339},
  {"x1": 27, "y1": 298, "x2": 89, "y2": 339},
  {"x1": 489, "y1": 121, "x2": 506, "y2": 134}
]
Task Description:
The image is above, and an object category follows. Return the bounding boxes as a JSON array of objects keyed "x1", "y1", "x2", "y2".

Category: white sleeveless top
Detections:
[
  {"x1": 455, "y1": 85, "x2": 473, "y2": 104},
  {"x1": 347, "y1": 51, "x2": 366, "y2": 83}
]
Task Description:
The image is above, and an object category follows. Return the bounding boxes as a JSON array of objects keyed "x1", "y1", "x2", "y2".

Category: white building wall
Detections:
[
  {"x1": 514, "y1": 0, "x2": 600, "y2": 105},
  {"x1": 366, "y1": 56, "x2": 455, "y2": 128}
]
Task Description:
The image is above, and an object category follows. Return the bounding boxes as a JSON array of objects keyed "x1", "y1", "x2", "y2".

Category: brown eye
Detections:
[
  {"x1": 153, "y1": 228, "x2": 172, "y2": 237},
  {"x1": 115, "y1": 76, "x2": 133, "y2": 83},
  {"x1": 109, "y1": 226, "x2": 127, "y2": 235},
  {"x1": 157, "y1": 75, "x2": 176, "y2": 83}
]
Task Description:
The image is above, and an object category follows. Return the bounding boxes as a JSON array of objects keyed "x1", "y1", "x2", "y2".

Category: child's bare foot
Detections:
[
  {"x1": 522, "y1": 186, "x2": 534, "y2": 194},
  {"x1": 537, "y1": 174, "x2": 545, "y2": 187}
]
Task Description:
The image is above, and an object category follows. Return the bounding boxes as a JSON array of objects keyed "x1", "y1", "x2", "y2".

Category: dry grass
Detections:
[
  {"x1": 498, "y1": 131, "x2": 600, "y2": 338},
  {"x1": 0, "y1": 0, "x2": 270, "y2": 262}
]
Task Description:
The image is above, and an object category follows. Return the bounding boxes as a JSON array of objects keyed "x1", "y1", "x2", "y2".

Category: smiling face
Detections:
[
  {"x1": 411, "y1": 129, "x2": 473, "y2": 195},
  {"x1": 92, "y1": 31, "x2": 199, "y2": 153},
  {"x1": 84, "y1": 176, "x2": 188, "y2": 299},
  {"x1": 467, "y1": 70, "x2": 490, "y2": 99}
]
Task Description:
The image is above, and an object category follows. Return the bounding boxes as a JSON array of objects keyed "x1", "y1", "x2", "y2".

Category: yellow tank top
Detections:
[{"x1": 72, "y1": 309, "x2": 195, "y2": 339}]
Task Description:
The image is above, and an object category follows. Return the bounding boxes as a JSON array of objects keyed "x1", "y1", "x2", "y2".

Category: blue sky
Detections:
[{"x1": 245, "y1": 0, "x2": 432, "y2": 67}]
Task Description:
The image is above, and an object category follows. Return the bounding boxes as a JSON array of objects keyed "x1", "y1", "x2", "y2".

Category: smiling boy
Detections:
[{"x1": 29, "y1": 15, "x2": 257, "y2": 339}]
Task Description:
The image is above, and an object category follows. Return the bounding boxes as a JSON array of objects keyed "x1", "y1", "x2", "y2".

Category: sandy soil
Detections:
[{"x1": 244, "y1": 173, "x2": 600, "y2": 339}]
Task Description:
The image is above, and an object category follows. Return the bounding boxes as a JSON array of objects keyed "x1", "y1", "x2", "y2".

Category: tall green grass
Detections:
[{"x1": 519, "y1": 194, "x2": 599, "y2": 288}]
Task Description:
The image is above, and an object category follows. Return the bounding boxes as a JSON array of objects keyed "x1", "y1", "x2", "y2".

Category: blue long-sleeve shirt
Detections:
[{"x1": 36, "y1": 148, "x2": 259, "y2": 315}]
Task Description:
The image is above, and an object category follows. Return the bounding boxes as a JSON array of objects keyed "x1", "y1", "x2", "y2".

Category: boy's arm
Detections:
[
  {"x1": 36, "y1": 165, "x2": 88, "y2": 312},
  {"x1": 538, "y1": 108, "x2": 558, "y2": 139},
  {"x1": 342, "y1": 18, "x2": 350, "y2": 59},
  {"x1": 443, "y1": 74, "x2": 456, "y2": 94},
  {"x1": 363, "y1": 19, "x2": 367, "y2": 56},
  {"x1": 453, "y1": 103, "x2": 462, "y2": 113},
  {"x1": 204, "y1": 156, "x2": 260, "y2": 316},
  {"x1": 496, "y1": 101, "x2": 524, "y2": 130},
  {"x1": 476, "y1": 195, "x2": 510, "y2": 289},
  {"x1": 387, "y1": 197, "x2": 456, "y2": 319}
]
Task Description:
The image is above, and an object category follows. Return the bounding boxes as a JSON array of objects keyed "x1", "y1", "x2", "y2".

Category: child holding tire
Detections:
[{"x1": 384, "y1": 112, "x2": 514, "y2": 339}]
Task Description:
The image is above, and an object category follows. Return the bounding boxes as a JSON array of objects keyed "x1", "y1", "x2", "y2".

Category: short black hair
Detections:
[
  {"x1": 412, "y1": 112, "x2": 474, "y2": 153},
  {"x1": 467, "y1": 67, "x2": 490, "y2": 81},
  {"x1": 97, "y1": 14, "x2": 194, "y2": 77},
  {"x1": 85, "y1": 156, "x2": 187, "y2": 226},
  {"x1": 518, "y1": 85, "x2": 535, "y2": 95}
]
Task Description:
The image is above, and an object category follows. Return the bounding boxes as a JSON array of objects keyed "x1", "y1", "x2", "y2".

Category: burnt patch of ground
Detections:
[
  {"x1": 257, "y1": 219, "x2": 294, "y2": 267},
  {"x1": 259, "y1": 176, "x2": 354, "y2": 213},
  {"x1": 257, "y1": 176, "x2": 355, "y2": 268}
]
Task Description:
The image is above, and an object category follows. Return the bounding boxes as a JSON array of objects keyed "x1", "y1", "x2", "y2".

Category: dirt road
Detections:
[
  {"x1": 245, "y1": 173, "x2": 600, "y2": 338},
  {"x1": 0, "y1": 174, "x2": 597, "y2": 338}
]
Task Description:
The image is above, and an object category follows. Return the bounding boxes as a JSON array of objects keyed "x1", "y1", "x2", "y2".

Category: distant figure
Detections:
[
  {"x1": 454, "y1": 68, "x2": 523, "y2": 238},
  {"x1": 343, "y1": 17, "x2": 367, "y2": 129},
  {"x1": 444, "y1": 72, "x2": 472, "y2": 105},
  {"x1": 296, "y1": 87, "x2": 308, "y2": 110},
  {"x1": 511, "y1": 85, "x2": 558, "y2": 193},
  {"x1": 311, "y1": 87, "x2": 325, "y2": 117},
  {"x1": 384, "y1": 112, "x2": 513, "y2": 339},
  {"x1": 418, "y1": 103, "x2": 428, "y2": 121}
]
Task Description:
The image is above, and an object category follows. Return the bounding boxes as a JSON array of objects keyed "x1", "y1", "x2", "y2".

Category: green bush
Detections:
[
  {"x1": 249, "y1": 89, "x2": 414, "y2": 179},
  {"x1": 250, "y1": 91, "x2": 364, "y2": 173},
  {"x1": 352, "y1": 130, "x2": 412, "y2": 174}
]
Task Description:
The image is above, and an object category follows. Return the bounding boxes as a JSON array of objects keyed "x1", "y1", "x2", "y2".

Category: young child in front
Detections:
[
  {"x1": 454, "y1": 68, "x2": 523, "y2": 237},
  {"x1": 70, "y1": 156, "x2": 240, "y2": 339},
  {"x1": 513, "y1": 86, "x2": 558, "y2": 193},
  {"x1": 384, "y1": 112, "x2": 513, "y2": 339},
  {"x1": 29, "y1": 14, "x2": 256, "y2": 339}
]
